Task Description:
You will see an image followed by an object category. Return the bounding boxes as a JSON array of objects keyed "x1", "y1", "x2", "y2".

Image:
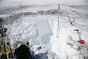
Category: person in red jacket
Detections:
[{"x1": 77, "y1": 40, "x2": 85, "y2": 44}]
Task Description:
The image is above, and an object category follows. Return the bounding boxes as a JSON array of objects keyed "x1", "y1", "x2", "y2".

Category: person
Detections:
[
  {"x1": 0, "y1": 42, "x2": 7, "y2": 59},
  {"x1": 6, "y1": 42, "x2": 13, "y2": 58},
  {"x1": 26, "y1": 42, "x2": 29, "y2": 47},
  {"x1": 26, "y1": 42, "x2": 35, "y2": 59},
  {"x1": 14, "y1": 44, "x2": 32, "y2": 59}
]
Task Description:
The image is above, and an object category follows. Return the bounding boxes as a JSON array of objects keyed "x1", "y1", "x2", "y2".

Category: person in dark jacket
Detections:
[{"x1": 14, "y1": 44, "x2": 32, "y2": 59}]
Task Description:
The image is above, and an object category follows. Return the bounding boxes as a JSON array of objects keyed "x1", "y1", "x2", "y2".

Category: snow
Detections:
[
  {"x1": 50, "y1": 5, "x2": 88, "y2": 59},
  {"x1": 3, "y1": 14, "x2": 54, "y2": 58},
  {"x1": 0, "y1": 0, "x2": 88, "y2": 5},
  {"x1": 0, "y1": 3, "x2": 88, "y2": 59}
]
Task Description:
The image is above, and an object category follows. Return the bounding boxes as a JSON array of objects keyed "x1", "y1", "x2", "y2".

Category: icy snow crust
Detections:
[{"x1": 1, "y1": 5, "x2": 88, "y2": 59}]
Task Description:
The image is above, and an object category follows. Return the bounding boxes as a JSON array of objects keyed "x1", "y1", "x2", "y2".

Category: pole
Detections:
[
  {"x1": 57, "y1": 5, "x2": 60, "y2": 38},
  {"x1": 66, "y1": 11, "x2": 73, "y2": 25},
  {"x1": 74, "y1": 29, "x2": 81, "y2": 43},
  {"x1": 74, "y1": 29, "x2": 82, "y2": 57}
]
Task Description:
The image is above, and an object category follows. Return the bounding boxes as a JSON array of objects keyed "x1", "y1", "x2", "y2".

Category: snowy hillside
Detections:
[{"x1": 0, "y1": 4, "x2": 88, "y2": 59}]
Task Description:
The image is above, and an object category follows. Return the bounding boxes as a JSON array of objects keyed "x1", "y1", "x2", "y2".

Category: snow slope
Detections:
[
  {"x1": 0, "y1": 4, "x2": 88, "y2": 59},
  {"x1": 51, "y1": 5, "x2": 88, "y2": 59}
]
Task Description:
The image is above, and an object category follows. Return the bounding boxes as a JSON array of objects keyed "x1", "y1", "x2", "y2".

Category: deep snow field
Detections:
[{"x1": 0, "y1": 4, "x2": 88, "y2": 59}]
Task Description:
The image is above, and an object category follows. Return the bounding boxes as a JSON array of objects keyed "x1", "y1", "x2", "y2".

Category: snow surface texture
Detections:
[
  {"x1": 0, "y1": 4, "x2": 88, "y2": 59},
  {"x1": 3, "y1": 14, "x2": 54, "y2": 58}
]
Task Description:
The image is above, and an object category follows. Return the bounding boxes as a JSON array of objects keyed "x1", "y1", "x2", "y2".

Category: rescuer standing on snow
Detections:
[
  {"x1": 0, "y1": 42, "x2": 7, "y2": 59},
  {"x1": 6, "y1": 42, "x2": 13, "y2": 58}
]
